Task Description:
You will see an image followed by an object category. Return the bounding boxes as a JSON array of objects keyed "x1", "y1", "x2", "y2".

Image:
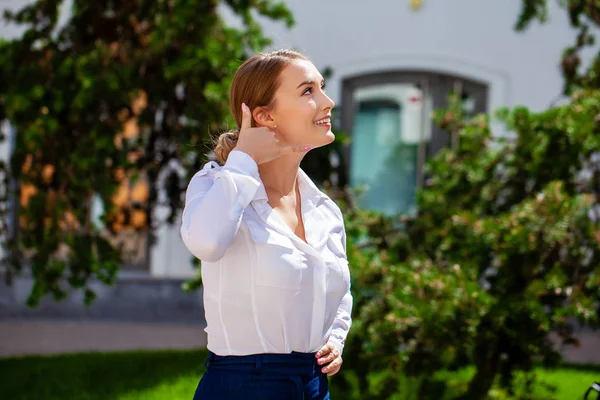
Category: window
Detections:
[{"x1": 341, "y1": 71, "x2": 488, "y2": 216}]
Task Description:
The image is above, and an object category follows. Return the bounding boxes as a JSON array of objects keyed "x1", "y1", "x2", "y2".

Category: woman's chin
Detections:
[
  {"x1": 308, "y1": 134, "x2": 335, "y2": 149},
  {"x1": 296, "y1": 130, "x2": 336, "y2": 151},
  {"x1": 324, "y1": 131, "x2": 336, "y2": 143}
]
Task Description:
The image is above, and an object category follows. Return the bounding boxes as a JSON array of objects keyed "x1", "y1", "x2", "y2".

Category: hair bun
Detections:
[{"x1": 214, "y1": 130, "x2": 240, "y2": 164}]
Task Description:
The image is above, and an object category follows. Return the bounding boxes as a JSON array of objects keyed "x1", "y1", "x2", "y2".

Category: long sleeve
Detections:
[
  {"x1": 180, "y1": 150, "x2": 260, "y2": 262},
  {"x1": 328, "y1": 214, "x2": 353, "y2": 355},
  {"x1": 328, "y1": 289, "x2": 353, "y2": 355}
]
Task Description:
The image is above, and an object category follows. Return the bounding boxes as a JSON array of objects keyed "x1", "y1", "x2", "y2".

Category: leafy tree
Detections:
[{"x1": 0, "y1": 0, "x2": 293, "y2": 306}]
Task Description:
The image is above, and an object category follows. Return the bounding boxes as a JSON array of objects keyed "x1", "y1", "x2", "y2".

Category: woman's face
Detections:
[{"x1": 265, "y1": 60, "x2": 336, "y2": 148}]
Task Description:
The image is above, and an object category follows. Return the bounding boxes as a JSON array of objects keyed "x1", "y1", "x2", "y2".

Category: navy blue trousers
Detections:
[{"x1": 193, "y1": 351, "x2": 330, "y2": 399}]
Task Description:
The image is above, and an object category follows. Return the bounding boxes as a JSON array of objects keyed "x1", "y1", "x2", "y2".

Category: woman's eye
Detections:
[{"x1": 303, "y1": 84, "x2": 326, "y2": 95}]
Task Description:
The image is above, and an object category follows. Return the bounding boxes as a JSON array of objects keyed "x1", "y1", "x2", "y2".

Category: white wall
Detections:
[
  {"x1": 150, "y1": 205, "x2": 196, "y2": 278},
  {"x1": 0, "y1": 121, "x2": 13, "y2": 267},
  {"x1": 0, "y1": 0, "x2": 72, "y2": 39},
  {"x1": 254, "y1": 0, "x2": 593, "y2": 113}
]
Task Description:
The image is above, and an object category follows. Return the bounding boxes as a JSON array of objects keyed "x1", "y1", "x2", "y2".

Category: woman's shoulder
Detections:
[
  {"x1": 184, "y1": 161, "x2": 223, "y2": 197},
  {"x1": 318, "y1": 191, "x2": 345, "y2": 223},
  {"x1": 190, "y1": 160, "x2": 222, "y2": 180}
]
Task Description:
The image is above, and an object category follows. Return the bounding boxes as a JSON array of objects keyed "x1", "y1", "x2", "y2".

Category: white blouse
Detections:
[{"x1": 180, "y1": 150, "x2": 352, "y2": 356}]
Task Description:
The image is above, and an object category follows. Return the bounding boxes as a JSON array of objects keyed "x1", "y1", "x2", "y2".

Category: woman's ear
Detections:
[{"x1": 252, "y1": 107, "x2": 275, "y2": 128}]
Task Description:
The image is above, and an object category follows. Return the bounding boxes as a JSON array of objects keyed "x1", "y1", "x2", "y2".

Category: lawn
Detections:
[
  {"x1": 1, "y1": 349, "x2": 599, "y2": 399},
  {"x1": 0, "y1": 349, "x2": 208, "y2": 400}
]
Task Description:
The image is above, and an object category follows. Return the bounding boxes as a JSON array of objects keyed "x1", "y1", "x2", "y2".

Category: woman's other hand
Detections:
[{"x1": 315, "y1": 341, "x2": 343, "y2": 376}]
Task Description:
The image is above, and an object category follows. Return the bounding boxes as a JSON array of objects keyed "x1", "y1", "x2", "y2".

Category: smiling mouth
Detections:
[{"x1": 313, "y1": 117, "x2": 331, "y2": 125}]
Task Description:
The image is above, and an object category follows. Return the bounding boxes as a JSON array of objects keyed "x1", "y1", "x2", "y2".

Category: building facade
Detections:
[{"x1": 0, "y1": 0, "x2": 593, "y2": 320}]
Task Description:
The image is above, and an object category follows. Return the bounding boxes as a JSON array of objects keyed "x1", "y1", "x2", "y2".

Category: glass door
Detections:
[{"x1": 341, "y1": 72, "x2": 488, "y2": 217}]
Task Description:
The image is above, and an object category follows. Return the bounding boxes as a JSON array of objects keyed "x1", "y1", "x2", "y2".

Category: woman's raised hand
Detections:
[{"x1": 234, "y1": 103, "x2": 311, "y2": 165}]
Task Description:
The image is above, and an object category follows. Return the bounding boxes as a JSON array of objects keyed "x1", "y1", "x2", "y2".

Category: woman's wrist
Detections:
[
  {"x1": 233, "y1": 145, "x2": 259, "y2": 165},
  {"x1": 225, "y1": 149, "x2": 260, "y2": 179}
]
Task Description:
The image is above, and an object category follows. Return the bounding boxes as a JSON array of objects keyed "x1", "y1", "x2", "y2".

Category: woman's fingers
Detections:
[
  {"x1": 235, "y1": 105, "x2": 312, "y2": 164},
  {"x1": 280, "y1": 144, "x2": 312, "y2": 154},
  {"x1": 240, "y1": 103, "x2": 252, "y2": 130},
  {"x1": 316, "y1": 342, "x2": 343, "y2": 375},
  {"x1": 317, "y1": 347, "x2": 339, "y2": 365},
  {"x1": 316, "y1": 342, "x2": 335, "y2": 358},
  {"x1": 322, "y1": 356, "x2": 343, "y2": 376}
]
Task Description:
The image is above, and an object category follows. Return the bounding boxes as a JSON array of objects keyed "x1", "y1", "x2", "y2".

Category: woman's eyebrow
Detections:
[
  {"x1": 296, "y1": 79, "x2": 325, "y2": 89},
  {"x1": 296, "y1": 80, "x2": 314, "y2": 89}
]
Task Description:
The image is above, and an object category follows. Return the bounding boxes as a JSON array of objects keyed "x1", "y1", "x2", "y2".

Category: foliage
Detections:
[
  {"x1": 516, "y1": 0, "x2": 600, "y2": 93},
  {"x1": 337, "y1": 88, "x2": 600, "y2": 399},
  {"x1": 0, "y1": 0, "x2": 293, "y2": 306}
]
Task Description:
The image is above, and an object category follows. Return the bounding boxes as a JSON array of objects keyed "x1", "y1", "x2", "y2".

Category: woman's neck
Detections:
[{"x1": 258, "y1": 153, "x2": 303, "y2": 197}]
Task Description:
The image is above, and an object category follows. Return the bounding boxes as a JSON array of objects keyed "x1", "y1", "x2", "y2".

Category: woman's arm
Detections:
[
  {"x1": 180, "y1": 150, "x2": 260, "y2": 262},
  {"x1": 328, "y1": 289, "x2": 353, "y2": 355},
  {"x1": 316, "y1": 287, "x2": 353, "y2": 376},
  {"x1": 329, "y1": 216, "x2": 353, "y2": 355}
]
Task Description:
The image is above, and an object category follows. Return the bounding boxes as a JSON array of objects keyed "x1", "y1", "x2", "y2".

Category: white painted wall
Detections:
[
  {"x1": 0, "y1": 0, "x2": 71, "y2": 39},
  {"x1": 0, "y1": 121, "x2": 13, "y2": 267},
  {"x1": 254, "y1": 0, "x2": 595, "y2": 113}
]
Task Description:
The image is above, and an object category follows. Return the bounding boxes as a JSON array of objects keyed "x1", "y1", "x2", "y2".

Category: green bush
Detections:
[{"x1": 336, "y1": 89, "x2": 600, "y2": 399}]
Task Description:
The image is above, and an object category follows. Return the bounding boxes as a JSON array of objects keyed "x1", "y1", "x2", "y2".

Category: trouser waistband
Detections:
[{"x1": 205, "y1": 351, "x2": 319, "y2": 375}]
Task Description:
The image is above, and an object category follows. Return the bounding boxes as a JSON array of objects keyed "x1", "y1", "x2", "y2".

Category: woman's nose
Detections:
[{"x1": 322, "y1": 93, "x2": 335, "y2": 111}]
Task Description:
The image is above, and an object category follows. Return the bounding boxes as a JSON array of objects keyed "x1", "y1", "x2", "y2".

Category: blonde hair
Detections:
[{"x1": 213, "y1": 49, "x2": 310, "y2": 164}]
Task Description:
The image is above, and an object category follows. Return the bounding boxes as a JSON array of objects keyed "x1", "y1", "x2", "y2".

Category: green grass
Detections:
[
  {"x1": 432, "y1": 365, "x2": 600, "y2": 399},
  {"x1": 0, "y1": 349, "x2": 209, "y2": 400},
  {"x1": 527, "y1": 366, "x2": 600, "y2": 400},
  {"x1": 0, "y1": 349, "x2": 598, "y2": 399}
]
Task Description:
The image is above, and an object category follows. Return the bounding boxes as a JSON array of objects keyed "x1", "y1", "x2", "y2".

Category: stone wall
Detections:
[{"x1": 0, "y1": 273, "x2": 205, "y2": 325}]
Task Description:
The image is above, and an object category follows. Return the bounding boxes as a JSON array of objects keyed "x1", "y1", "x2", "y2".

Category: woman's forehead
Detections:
[{"x1": 279, "y1": 60, "x2": 323, "y2": 89}]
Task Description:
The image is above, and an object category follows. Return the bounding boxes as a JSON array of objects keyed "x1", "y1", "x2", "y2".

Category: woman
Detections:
[{"x1": 180, "y1": 49, "x2": 352, "y2": 400}]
